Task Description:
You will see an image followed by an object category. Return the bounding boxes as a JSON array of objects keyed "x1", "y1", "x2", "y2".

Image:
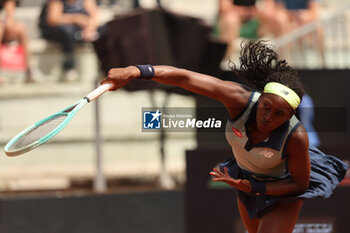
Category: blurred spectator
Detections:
[
  {"x1": 0, "y1": 0, "x2": 33, "y2": 83},
  {"x1": 133, "y1": 0, "x2": 161, "y2": 8},
  {"x1": 259, "y1": 0, "x2": 324, "y2": 64},
  {"x1": 216, "y1": 0, "x2": 322, "y2": 63},
  {"x1": 96, "y1": 0, "x2": 117, "y2": 6},
  {"x1": 259, "y1": 0, "x2": 320, "y2": 37},
  {"x1": 216, "y1": 0, "x2": 260, "y2": 61},
  {"x1": 39, "y1": 0, "x2": 101, "y2": 82}
]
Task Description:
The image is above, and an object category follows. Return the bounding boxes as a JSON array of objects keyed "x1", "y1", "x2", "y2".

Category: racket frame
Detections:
[
  {"x1": 4, "y1": 99, "x2": 88, "y2": 156},
  {"x1": 4, "y1": 83, "x2": 114, "y2": 157}
]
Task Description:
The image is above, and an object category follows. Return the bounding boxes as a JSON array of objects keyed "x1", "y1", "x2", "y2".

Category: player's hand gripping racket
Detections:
[{"x1": 4, "y1": 83, "x2": 114, "y2": 157}]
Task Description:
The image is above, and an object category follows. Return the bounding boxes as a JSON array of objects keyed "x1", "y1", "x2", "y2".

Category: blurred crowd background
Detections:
[{"x1": 0, "y1": 0, "x2": 349, "y2": 195}]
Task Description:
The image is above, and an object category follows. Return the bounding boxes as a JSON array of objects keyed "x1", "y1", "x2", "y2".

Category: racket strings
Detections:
[{"x1": 8, "y1": 115, "x2": 68, "y2": 151}]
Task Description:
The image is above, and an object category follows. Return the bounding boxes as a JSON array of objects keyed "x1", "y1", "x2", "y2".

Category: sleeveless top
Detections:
[
  {"x1": 62, "y1": 0, "x2": 86, "y2": 14},
  {"x1": 225, "y1": 91, "x2": 301, "y2": 179}
]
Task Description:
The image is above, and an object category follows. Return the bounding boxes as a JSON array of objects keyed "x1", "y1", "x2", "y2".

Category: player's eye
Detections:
[{"x1": 264, "y1": 103, "x2": 270, "y2": 109}]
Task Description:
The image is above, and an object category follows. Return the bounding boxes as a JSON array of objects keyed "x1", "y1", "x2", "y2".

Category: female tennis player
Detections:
[{"x1": 101, "y1": 41, "x2": 348, "y2": 233}]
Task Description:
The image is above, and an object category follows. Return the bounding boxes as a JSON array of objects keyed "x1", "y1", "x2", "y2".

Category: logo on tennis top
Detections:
[
  {"x1": 143, "y1": 109, "x2": 161, "y2": 129},
  {"x1": 232, "y1": 127, "x2": 242, "y2": 137},
  {"x1": 259, "y1": 149, "x2": 274, "y2": 158}
]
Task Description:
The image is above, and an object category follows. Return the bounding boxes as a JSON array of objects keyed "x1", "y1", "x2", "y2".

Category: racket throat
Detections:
[
  {"x1": 84, "y1": 96, "x2": 91, "y2": 103},
  {"x1": 64, "y1": 104, "x2": 77, "y2": 113}
]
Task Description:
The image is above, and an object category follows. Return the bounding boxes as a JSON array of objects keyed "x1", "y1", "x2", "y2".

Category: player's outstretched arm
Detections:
[{"x1": 102, "y1": 65, "x2": 251, "y2": 119}]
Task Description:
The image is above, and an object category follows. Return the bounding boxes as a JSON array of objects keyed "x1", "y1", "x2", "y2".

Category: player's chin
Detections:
[{"x1": 257, "y1": 122, "x2": 274, "y2": 132}]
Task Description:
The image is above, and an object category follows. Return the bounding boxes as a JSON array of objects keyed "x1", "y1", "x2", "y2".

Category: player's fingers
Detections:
[
  {"x1": 106, "y1": 68, "x2": 119, "y2": 79},
  {"x1": 212, "y1": 178, "x2": 226, "y2": 182},
  {"x1": 209, "y1": 171, "x2": 221, "y2": 177},
  {"x1": 212, "y1": 168, "x2": 224, "y2": 176},
  {"x1": 101, "y1": 79, "x2": 122, "y2": 91},
  {"x1": 224, "y1": 167, "x2": 230, "y2": 175},
  {"x1": 100, "y1": 78, "x2": 111, "y2": 84},
  {"x1": 212, "y1": 178, "x2": 237, "y2": 188},
  {"x1": 235, "y1": 179, "x2": 242, "y2": 185}
]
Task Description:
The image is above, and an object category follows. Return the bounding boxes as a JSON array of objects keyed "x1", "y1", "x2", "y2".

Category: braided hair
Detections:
[{"x1": 229, "y1": 40, "x2": 304, "y2": 100}]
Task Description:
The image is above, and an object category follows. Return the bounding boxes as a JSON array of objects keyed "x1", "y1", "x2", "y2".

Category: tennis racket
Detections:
[{"x1": 4, "y1": 83, "x2": 114, "y2": 157}]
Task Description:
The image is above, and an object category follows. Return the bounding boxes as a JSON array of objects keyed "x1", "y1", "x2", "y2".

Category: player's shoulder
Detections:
[
  {"x1": 223, "y1": 82, "x2": 254, "y2": 104},
  {"x1": 287, "y1": 124, "x2": 309, "y2": 153},
  {"x1": 222, "y1": 83, "x2": 255, "y2": 120}
]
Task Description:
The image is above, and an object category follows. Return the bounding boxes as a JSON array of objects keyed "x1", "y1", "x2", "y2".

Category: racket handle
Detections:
[{"x1": 85, "y1": 83, "x2": 114, "y2": 102}]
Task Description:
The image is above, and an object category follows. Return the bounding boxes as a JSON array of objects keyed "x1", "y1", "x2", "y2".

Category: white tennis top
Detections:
[{"x1": 225, "y1": 91, "x2": 301, "y2": 179}]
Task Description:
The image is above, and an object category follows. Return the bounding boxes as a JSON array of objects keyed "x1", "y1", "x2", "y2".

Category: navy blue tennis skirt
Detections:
[{"x1": 219, "y1": 146, "x2": 349, "y2": 219}]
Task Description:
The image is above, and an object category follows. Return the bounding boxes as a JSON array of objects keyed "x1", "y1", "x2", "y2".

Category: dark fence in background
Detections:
[
  {"x1": 297, "y1": 69, "x2": 350, "y2": 158},
  {"x1": 0, "y1": 191, "x2": 184, "y2": 233}
]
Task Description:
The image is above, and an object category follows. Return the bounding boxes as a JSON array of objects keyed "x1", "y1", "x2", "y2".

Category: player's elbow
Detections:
[
  {"x1": 295, "y1": 180, "x2": 309, "y2": 195},
  {"x1": 296, "y1": 186, "x2": 308, "y2": 196}
]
